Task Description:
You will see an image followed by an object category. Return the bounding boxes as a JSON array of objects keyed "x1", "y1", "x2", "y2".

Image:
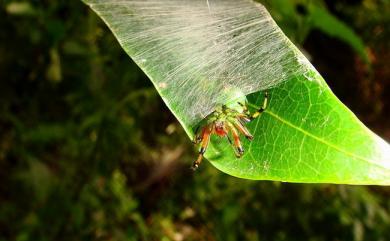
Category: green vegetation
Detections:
[
  {"x1": 0, "y1": 0, "x2": 389, "y2": 240},
  {"x1": 84, "y1": 0, "x2": 389, "y2": 184}
]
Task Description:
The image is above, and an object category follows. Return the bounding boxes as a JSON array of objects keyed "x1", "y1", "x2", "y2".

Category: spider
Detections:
[{"x1": 192, "y1": 91, "x2": 269, "y2": 169}]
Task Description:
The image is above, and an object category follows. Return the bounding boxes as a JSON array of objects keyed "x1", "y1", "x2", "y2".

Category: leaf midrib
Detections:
[{"x1": 259, "y1": 110, "x2": 388, "y2": 170}]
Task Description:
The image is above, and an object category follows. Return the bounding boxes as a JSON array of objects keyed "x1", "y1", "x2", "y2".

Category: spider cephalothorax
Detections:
[{"x1": 192, "y1": 92, "x2": 268, "y2": 169}]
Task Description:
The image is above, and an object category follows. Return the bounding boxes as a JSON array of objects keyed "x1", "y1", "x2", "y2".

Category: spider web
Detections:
[{"x1": 84, "y1": 0, "x2": 312, "y2": 127}]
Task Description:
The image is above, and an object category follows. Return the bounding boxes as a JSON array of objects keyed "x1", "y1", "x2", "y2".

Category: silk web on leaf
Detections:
[{"x1": 84, "y1": 0, "x2": 313, "y2": 127}]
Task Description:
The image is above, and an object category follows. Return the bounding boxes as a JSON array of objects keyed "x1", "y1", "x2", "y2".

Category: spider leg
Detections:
[
  {"x1": 237, "y1": 114, "x2": 251, "y2": 124},
  {"x1": 250, "y1": 91, "x2": 268, "y2": 120},
  {"x1": 227, "y1": 123, "x2": 244, "y2": 158},
  {"x1": 233, "y1": 118, "x2": 253, "y2": 140},
  {"x1": 192, "y1": 125, "x2": 203, "y2": 144},
  {"x1": 192, "y1": 125, "x2": 212, "y2": 170},
  {"x1": 238, "y1": 101, "x2": 251, "y2": 117},
  {"x1": 226, "y1": 135, "x2": 233, "y2": 145}
]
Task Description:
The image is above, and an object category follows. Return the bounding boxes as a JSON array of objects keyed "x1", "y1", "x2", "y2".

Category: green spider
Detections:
[{"x1": 192, "y1": 91, "x2": 268, "y2": 169}]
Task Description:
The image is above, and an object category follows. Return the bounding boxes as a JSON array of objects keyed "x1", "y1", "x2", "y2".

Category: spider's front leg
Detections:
[
  {"x1": 192, "y1": 125, "x2": 212, "y2": 170},
  {"x1": 237, "y1": 91, "x2": 268, "y2": 121},
  {"x1": 250, "y1": 91, "x2": 268, "y2": 120}
]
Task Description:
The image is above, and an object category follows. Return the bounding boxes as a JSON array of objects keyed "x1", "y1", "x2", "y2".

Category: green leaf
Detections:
[
  {"x1": 209, "y1": 71, "x2": 390, "y2": 184},
  {"x1": 83, "y1": 0, "x2": 390, "y2": 184}
]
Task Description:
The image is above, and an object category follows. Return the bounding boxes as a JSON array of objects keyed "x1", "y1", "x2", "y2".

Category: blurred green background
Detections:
[{"x1": 0, "y1": 0, "x2": 389, "y2": 240}]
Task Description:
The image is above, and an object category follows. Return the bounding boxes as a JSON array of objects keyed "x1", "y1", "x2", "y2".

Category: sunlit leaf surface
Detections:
[{"x1": 83, "y1": 0, "x2": 390, "y2": 184}]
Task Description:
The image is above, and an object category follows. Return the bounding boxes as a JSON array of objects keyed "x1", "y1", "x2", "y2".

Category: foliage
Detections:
[
  {"x1": 263, "y1": 0, "x2": 369, "y2": 63},
  {"x1": 0, "y1": 0, "x2": 389, "y2": 240},
  {"x1": 84, "y1": 0, "x2": 390, "y2": 184}
]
